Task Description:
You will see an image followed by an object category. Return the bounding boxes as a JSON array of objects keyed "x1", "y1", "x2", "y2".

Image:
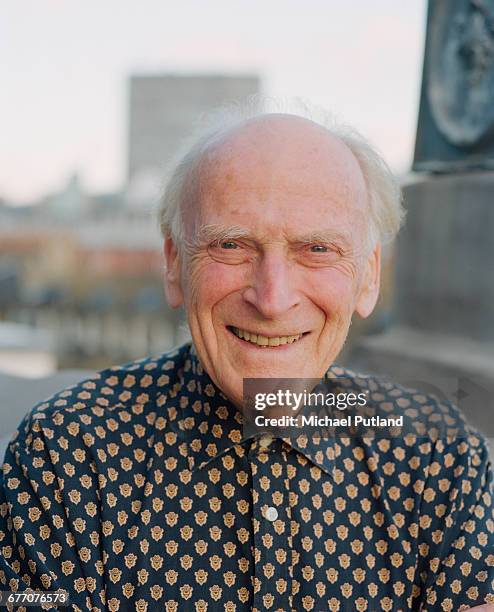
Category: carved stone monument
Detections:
[
  {"x1": 348, "y1": 0, "x2": 494, "y2": 445},
  {"x1": 414, "y1": 0, "x2": 494, "y2": 170}
]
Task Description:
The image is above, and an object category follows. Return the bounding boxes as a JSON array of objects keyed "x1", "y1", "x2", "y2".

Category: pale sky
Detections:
[{"x1": 1, "y1": 0, "x2": 427, "y2": 204}]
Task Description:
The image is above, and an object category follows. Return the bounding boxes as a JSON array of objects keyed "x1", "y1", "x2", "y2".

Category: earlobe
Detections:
[
  {"x1": 163, "y1": 236, "x2": 185, "y2": 308},
  {"x1": 355, "y1": 244, "x2": 381, "y2": 319}
]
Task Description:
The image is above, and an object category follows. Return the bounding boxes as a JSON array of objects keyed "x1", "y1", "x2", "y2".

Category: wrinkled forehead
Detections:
[{"x1": 184, "y1": 114, "x2": 369, "y2": 229}]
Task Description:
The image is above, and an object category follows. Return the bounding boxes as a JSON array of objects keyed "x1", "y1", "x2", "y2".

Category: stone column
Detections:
[{"x1": 347, "y1": 0, "x2": 494, "y2": 447}]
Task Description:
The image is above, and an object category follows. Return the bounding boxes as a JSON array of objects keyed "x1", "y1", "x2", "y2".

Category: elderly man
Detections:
[{"x1": 1, "y1": 104, "x2": 493, "y2": 612}]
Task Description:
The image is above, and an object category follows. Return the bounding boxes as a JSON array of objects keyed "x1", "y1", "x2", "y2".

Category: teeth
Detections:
[{"x1": 231, "y1": 327, "x2": 303, "y2": 347}]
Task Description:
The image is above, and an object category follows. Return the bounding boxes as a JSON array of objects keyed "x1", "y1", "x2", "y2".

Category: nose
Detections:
[{"x1": 242, "y1": 249, "x2": 301, "y2": 318}]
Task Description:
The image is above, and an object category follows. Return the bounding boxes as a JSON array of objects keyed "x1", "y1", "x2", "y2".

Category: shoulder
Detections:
[
  {"x1": 329, "y1": 363, "x2": 491, "y2": 466},
  {"x1": 8, "y1": 342, "x2": 194, "y2": 453}
]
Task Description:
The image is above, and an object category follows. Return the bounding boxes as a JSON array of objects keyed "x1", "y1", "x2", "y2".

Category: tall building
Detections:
[{"x1": 127, "y1": 73, "x2": 260, "y2": 203}]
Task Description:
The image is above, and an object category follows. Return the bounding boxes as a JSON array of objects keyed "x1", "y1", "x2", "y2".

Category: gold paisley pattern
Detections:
[{"x1": 0, "y1": 342, "x2": 493, "y2": 611}]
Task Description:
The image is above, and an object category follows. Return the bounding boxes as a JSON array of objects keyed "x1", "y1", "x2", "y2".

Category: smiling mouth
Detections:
[{"x1": 227, "y1": 326, "x2": 308, "y2": 347}]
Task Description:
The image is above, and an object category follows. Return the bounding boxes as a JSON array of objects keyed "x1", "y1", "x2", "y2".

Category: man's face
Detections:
[{"x1": 165, "y1": 115, "x2": 381, "y2": 407}]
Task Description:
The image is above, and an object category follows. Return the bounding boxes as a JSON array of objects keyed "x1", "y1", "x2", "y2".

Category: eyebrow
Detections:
[
  {"x1": 195, "y1": 223, "x2": 352, "y2": 249},
  {"x1": 296, "y1": 230, "x2": 351, "y2": 246},
  {"x1": 195, "y1": 224, "x2": 250, "y2": 243}
]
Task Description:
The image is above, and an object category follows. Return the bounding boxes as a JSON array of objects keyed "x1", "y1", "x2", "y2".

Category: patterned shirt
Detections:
[{"x1": 1, "y1": 341, "x2": 493, "y2": 611}]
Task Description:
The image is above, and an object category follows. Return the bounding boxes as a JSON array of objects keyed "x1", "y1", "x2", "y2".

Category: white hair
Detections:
[{"x1": 157, "y1": 96, "x2": 405, "y2": 251}]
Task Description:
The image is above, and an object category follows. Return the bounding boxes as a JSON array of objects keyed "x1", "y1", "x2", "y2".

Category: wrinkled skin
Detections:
[{"x1": 164, "y1": 114, "x2": 381, "y2": 408}]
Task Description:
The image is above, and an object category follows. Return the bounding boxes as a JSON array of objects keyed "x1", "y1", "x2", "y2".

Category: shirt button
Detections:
[{"x1": 265, "y1": 506, "x2": 278, "y2": 521}]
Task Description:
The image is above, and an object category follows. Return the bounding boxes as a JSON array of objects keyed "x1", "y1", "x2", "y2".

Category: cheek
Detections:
[
  {"x1": 307, "y1": 269, "x2": 358, "y2": 314},
  {"x1": 186, "y1": 261, "x2": 246, "y2": 306}
]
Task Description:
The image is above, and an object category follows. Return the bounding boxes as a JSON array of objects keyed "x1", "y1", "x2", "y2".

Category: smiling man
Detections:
[
  {"x1": 1, "y1": 102, "x2": 493, "y2": 611},
  {"x1": 165, "y1": 113, "x2": 381, "y2": 407}
]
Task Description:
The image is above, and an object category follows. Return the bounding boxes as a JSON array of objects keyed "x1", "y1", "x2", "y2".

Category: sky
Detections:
[{"x1": 1, "y1": 0, "x2": 427, "y2": 204}]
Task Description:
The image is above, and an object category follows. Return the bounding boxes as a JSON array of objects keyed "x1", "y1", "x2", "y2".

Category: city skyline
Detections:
[{"x1": 1, "y1": 0, "x2": 427, "y2": 203}]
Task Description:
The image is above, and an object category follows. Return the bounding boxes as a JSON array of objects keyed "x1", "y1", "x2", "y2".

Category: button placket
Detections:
[{"x1": 249, "y1": 437, "x2": 291, "y2": 612}]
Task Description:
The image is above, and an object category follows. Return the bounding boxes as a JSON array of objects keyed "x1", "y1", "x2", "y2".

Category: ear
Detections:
[
  {"x1": 355, "y1": 243, "x2": 381, "y2": 319},
  {"x1": 163, "y1": 235, "x2": 184, "y2": 308}
]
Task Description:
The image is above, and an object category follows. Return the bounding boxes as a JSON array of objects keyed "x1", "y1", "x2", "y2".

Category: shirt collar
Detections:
[{"x1": 174, "y1": 342, "x2": 337, "y2": 476}]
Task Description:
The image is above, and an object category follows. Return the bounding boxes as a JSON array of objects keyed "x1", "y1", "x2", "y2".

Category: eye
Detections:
[
  {"x1": 309, "y1": 244, "x2": 330, "y2": 253},
  {"x1": 295, "y1": 242, "x2": 343, "y2": 268},
  {"x1": 219, "y1": 241, "x2": 239, "y2": 249},
  {"x1": 207, "y1": 239, "x2": 253, "y2": 264}
]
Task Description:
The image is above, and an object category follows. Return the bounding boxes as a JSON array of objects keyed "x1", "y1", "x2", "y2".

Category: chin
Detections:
[{"x1": 236, "y1": 363, "x2": 304, "y2": 380}]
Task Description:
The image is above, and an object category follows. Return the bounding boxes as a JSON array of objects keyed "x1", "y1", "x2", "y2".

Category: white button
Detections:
[{"x1": 265, "y1": 506, "x2": 278, "y2": 521}]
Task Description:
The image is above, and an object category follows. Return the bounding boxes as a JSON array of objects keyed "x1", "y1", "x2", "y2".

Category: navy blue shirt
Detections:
[{"x1": 1, "y1": 342, "x2": 493, "y2": 611}]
